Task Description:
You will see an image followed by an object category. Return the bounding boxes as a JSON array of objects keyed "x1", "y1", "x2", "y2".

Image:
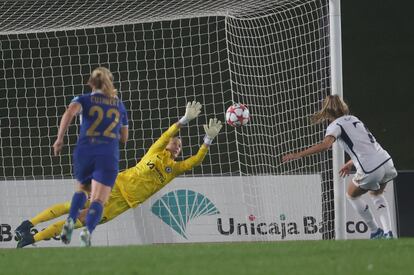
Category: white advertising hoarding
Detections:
[
  {"x1": 0, "y1": 174, "x2": 397, "y2": 248},
  {"x1": 132, "y1": 175, "x2": 324, "y2": 244},
  {"x1": 0, "y1": 175, "x2": 323, "y2": 247}
]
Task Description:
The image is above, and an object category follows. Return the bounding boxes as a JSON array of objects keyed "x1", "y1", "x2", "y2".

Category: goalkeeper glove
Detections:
[
  {"x1": 203, "y1": 118, "x2": 223, "y2": 145},
  {"x1": 179, "y1": 101, "x2": 202, "y2": 125}
]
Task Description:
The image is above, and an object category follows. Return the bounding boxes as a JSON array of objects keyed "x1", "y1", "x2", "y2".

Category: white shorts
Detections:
[{"x1": 352, "y1": 159, "x2": 398, "y2": 191}]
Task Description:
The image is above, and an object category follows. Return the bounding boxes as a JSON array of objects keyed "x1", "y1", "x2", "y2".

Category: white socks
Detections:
[
  {"x1": 371, "y1": 194, "x2": 392, "y2": 233},
  {"x1": 346, "y1": 194, "x2": 378, "y2": 232}
]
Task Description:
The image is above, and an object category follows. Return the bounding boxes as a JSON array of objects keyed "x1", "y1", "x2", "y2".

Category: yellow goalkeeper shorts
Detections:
[{"x1": 100, "y1": 183, "x2": 131, "y2": 224}]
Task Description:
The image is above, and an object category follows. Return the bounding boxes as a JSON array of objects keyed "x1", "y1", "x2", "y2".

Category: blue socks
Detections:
[
  {"x1": 68, "y1": 191, "x2": 88, "y2": 222},
  {"x1": 68, "y1": 192, "x2": 103, "y2": 235},
  {"x1": 85, "y1": 201, "x2": 103, "y2": 234}
]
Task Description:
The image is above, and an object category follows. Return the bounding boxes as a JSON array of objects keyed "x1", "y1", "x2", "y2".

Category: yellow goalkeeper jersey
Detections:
[{"x1": 116, "y1": 123, "x2": 209, "y2": 208}]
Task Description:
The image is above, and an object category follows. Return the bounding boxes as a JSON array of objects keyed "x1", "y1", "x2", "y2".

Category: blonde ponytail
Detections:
[
  {"x1": 88, "y1": 67, "x2": 117, "y2": 97},
  {"x1": 311, "y1": 95, "x2": 349, "y2": 124}
]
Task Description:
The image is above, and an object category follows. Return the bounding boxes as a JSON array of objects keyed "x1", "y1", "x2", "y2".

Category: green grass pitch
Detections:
[{"x1": 1, "y1": 239, "x2": 414, "y2": 275}]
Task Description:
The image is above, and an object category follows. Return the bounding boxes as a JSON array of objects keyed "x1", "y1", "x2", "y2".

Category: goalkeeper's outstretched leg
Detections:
[
  {"x1": 15, "y1": 202, "x2": 71, "y2": 242},
  {"x1": 16, "y1": 205, "x2": 85, "y2": 248}
]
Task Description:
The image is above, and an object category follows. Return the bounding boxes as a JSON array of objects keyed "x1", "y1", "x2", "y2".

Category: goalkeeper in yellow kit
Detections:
[{"x1": 15, "y1": 101, "x2": 223, "y2": 248}]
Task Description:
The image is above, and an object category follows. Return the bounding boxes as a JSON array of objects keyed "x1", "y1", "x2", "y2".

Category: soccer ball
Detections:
[{"x1": 225, "y1": 103, "x2": 250, "y2": 127}]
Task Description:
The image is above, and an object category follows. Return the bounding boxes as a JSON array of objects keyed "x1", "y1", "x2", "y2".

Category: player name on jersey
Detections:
[{"x1": 90, "y1": 95, "x2": 119, "y2": 106}]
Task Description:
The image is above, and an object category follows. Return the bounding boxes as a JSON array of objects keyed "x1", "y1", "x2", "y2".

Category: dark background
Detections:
[
  {"x1": 341, "y1": 1, "x2": 414, "y2": 170},
  {"x1": 395, "y1": 172, "x2": 414, "y2": 237}
]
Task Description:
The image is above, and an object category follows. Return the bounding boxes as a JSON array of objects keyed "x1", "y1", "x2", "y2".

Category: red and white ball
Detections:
[{"x1": 225, "y1": 103, "x2": 250, "y2": 127}]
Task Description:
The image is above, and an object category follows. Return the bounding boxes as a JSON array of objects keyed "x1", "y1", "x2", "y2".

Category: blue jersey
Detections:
[{"x1": 71, "y1": 91, "x2": 128, "y2": 159}]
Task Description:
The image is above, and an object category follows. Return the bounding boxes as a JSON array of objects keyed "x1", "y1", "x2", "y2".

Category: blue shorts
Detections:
[{"x1": 73, "y1": 151, "x2": 119, "y2": 187}]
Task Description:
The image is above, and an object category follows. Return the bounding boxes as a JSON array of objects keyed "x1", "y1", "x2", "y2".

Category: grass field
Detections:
[{"x1": 1, "y1": 239, "x2": 414, "y2": 275}]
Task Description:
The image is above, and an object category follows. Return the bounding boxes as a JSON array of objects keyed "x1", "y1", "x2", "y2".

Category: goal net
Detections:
[{"x1": 0, "y1": 0, "x2": 337, "y2": 246}]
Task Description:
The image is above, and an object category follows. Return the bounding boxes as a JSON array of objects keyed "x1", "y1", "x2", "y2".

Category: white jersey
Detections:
[{"x1": 325, "y1": 115, "x2": 391, "y2": 173}]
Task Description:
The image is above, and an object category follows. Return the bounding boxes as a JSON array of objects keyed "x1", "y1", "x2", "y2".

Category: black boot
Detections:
[
  {"x1": 16, "y1": 233, "x2": 35, "y2": 248},
  {"x1": 15, "y1": 220, "x2": 34, "y2": 241}
]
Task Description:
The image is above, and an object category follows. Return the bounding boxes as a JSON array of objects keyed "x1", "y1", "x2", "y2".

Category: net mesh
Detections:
[{"x1": 0, "y1": 0, "x2": 335, "y2": 242}]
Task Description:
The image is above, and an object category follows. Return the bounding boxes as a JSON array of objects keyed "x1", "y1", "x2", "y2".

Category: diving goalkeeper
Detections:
[{"x1": 15, "y1": 101, "x2": 222, "y2": 247}]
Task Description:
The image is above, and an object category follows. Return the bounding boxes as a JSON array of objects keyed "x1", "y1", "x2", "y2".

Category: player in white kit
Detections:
[{"x1": 282, "y1": 95, "x2": 397, "y2": 239}]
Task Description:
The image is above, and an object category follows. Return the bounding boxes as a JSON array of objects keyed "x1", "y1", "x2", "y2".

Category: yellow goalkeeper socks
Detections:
[
  {"x1": 33, "y1": 219, "x2": 83, "y2": 242},
  {"x1": 29, "y1": 202, "x2": 71, "y2": 225}
]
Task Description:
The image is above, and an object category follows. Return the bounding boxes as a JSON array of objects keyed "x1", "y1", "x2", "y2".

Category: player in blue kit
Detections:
[{"x1": 53, "y1": 67, "x2": 129, "y2": 246}]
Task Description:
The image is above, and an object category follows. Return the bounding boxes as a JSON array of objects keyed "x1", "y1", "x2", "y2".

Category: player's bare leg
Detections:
[
  {"x1": 346, "y1": 181, "x2": 383, "y2": 239},
  {"x1": 81, "y1": 180, "x2": 111, "y2": 247}
]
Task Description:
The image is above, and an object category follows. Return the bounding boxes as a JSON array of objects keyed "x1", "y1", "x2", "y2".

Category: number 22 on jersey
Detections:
[{"x1": 86, "y1": 106, "x2": 120, "y2": 139}]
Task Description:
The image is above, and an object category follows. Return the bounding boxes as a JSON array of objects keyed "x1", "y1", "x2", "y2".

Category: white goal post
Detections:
[
  {"x1": 0, "y1": 0, "x2": 345, "y2": 246},
  {"x1": 328, "y1": 0, "x2": 345, "y2": 240}
]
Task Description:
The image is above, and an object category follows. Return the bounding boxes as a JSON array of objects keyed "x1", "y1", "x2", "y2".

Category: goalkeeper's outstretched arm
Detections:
[
  {"x1": 147, "y1": 101, "x2": 202, "y2": 154},
  {"x1": 174, "y1": 118, "x2": 222, "y2": 174}
]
